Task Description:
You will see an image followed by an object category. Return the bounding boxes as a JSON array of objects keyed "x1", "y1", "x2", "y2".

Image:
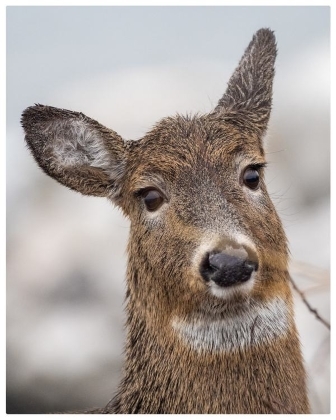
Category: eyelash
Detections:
[
  {"x1": 134, "y1": 187, "x2": 166, "y2": 198},
  {"x1": 246, "y1": 162, "x2": 267, "y2": 171}
]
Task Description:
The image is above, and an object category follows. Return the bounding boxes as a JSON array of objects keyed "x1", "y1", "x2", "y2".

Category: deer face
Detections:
[
  {"x1": 122, "y1": 114, "x2": 287, "y2": 313},
  {"x1": 22, "y1": 29, "x2": 288, "y2": 326}
]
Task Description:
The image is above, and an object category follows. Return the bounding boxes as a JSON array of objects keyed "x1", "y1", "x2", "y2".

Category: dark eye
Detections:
[
  {"x1": 243, "y1": 167, "x2": 260, "y2": 190},
  {"x1": 141, "y1": 189, "x2": 164, "y2": 212}
]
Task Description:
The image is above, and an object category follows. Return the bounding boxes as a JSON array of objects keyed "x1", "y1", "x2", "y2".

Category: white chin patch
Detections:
[
  {"x1": 171, "y1": 296, "x2": 289, "y2": 353},
  {"x1": 209, "y1": 271, "x2": 256, "y2": 300}
]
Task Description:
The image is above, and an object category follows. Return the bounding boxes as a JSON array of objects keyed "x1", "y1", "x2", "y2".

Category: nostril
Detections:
[
  {"x1": 244, "y1": 260, "x2": 258, "y2": 273},
  {"x1": 200, "y1": 250, "x2": 258, "y2": 288}
]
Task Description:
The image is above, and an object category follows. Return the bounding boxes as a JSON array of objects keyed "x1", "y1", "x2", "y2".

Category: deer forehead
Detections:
[
  {"x1": 127, "y1": 115, "x2": 263, "y2": 172},
  {"x1": 124, "y1": 136, "x2": 267, "y2": 235},
  {"x1": 125, "y1": 148, "x2": 264, "y2": 206}
]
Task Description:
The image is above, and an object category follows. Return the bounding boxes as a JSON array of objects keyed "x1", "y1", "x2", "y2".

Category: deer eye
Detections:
[
  {"x1": 141, "y1": 189, "x2": 164, "y2": 212},
  {"x1": 243, "y1": 167, "x2": 260, "y2": 190}
]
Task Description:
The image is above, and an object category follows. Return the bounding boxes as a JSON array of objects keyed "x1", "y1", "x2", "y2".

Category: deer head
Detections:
[{"x1": 22, "y1": 28, "x2": 289, "y2": 346}]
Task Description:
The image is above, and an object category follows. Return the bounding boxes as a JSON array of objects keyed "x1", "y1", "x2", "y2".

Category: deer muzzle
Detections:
[{"x1": 200, "y1": 247, "x2": 258, "y2": 288}]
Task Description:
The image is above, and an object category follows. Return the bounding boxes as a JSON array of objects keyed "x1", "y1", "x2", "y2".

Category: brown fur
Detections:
[{"x1": 21, "y1": 28, "x2": 310, "y2": 413}]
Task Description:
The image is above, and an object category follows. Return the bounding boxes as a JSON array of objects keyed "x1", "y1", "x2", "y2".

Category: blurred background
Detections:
[{"x1": 6, "y1": 6, "x2": 330, "y2": 414}]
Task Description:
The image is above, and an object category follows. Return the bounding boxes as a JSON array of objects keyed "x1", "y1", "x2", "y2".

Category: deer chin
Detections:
[{"x1": 171, "y1": 295, "x2": 290, "y2": 353}]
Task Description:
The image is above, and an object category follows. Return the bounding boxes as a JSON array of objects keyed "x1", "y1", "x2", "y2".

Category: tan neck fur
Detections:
[
  {"x1": 21, "y1": 28, "x2": 310, "y2": 414},
  {"x1": 102, "y1": 268, "x2": 309, "y2": 414}
]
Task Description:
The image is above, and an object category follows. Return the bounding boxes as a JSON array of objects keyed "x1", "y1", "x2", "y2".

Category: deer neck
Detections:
[{"x1": 107, "y1": 270, "x2": 309, "y2": 414}]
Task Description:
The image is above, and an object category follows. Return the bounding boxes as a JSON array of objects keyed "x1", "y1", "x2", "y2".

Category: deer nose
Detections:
[{"x1": 200, "y1": 250, "x2": 258, "y2": 287}]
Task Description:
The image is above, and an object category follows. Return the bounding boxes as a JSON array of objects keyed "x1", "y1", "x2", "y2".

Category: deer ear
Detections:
[
  {"x1": 21, "y1": 105, "x2": 127, "y2": 201},
  {"x1": 215, "y1": 28, "x2": 277, "y2": 137}
]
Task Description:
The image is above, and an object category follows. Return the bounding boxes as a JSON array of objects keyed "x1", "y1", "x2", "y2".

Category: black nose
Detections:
[{"x1": 200, "y1": 251, "x2": 258, "y2": 287}]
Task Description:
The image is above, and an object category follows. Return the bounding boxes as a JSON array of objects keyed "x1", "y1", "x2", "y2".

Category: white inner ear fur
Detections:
[
  {"x1": 44, "y1": 119, "x2": 125, "y2": 180},
  {"x1": 172, "y1": 296, "x2": 289, "y2": 353}
]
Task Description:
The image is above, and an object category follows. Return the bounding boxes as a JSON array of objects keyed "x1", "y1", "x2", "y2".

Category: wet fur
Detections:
[{"x1": 21, "y1": 29, "x2": 310, "y2": 413}]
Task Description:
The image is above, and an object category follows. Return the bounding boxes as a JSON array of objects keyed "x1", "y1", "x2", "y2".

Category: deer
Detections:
[{"x1": 21, "y1": 28, "x2": 310, "y2": 414}]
